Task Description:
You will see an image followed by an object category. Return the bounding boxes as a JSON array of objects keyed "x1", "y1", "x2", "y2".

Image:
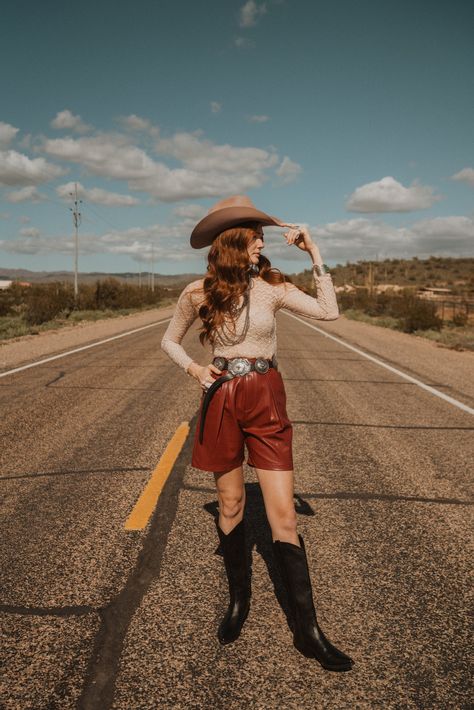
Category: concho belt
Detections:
[{"x1": 199, "y1": 356, "x2": 277, "y2": 444}]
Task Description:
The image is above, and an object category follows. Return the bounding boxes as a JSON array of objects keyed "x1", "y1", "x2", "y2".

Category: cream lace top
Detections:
[{"x1": 160, "y1": 266, "x2": 339, "y2": 372}]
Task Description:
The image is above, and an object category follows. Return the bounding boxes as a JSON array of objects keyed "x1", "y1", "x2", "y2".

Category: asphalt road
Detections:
[{"x1": 1, "y1": 308, "x2": 473, "y2": 709}]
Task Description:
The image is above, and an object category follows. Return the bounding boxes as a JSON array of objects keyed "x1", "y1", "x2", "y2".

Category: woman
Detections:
[{"x1": 161, "y1": 195, "x2": 354, "y2": 672}]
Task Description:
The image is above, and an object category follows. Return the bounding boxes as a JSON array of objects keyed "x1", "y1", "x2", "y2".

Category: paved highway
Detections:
[{"x1": 1, "y1": 308, "x2": 472, "y2": 709}]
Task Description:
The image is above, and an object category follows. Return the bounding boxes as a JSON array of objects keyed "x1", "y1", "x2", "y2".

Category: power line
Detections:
[{"x1": 81, "y1": 202, "x2": 121, "y2": 231}]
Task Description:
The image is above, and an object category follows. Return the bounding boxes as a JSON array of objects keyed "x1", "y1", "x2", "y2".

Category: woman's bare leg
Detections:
[
  {"x1": 214, "y1": 464, "x2": 246, "y2": 533},
  {"x1": 254, "y1": 468, "x2": 300, "y2": 545}
]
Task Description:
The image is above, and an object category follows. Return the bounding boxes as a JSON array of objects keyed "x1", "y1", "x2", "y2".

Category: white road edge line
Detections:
[
  {"x1": 281, "y1": 311, "x2": 474, "y2": 416},
  {"x1": 0, "y1": 317, "x2": 172, "y2": 379}
]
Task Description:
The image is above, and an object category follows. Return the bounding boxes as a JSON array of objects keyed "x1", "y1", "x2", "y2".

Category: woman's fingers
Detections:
[
  {"x1": 284, "y1": 226, "x2": 301, "y2": 244},
  {"x1": 272, "y1": 218, "x2": 298, "y2": 228}
]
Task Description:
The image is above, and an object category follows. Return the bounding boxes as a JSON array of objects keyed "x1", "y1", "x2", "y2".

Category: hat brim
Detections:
[{"x1": 190, "y1": 206, "x2": 282, "y2": 249}]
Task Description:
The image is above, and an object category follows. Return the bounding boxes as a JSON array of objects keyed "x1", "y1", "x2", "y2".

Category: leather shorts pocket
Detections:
[{"x1": 266, "y1": 371, "x2": 291, "y2": 430}]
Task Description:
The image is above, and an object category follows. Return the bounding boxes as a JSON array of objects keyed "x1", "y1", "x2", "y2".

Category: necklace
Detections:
[{"x1": 215, "y1": 275, "x2": 254, "y2": 346}]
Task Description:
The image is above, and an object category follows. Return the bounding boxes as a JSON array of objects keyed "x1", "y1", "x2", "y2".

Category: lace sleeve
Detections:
[
  {"x1": 275, "y1": 266, "x2": 339, "y2": 320},
  {"x1": 161, "y1": 281, "x2": 202, "y2": 371}
]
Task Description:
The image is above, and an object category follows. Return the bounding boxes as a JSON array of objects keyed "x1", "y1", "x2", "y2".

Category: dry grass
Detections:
[
  {"x1": 0, "y1": 301, "x2": 175, "y2": 343},
  {"x1": 343, "y1": 309, "x2": 474, "y2": 351}
]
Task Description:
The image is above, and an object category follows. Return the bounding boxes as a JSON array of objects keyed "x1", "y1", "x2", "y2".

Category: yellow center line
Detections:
[{"x1": 124, "y1": 421, "x2": 190, "y2": 531}]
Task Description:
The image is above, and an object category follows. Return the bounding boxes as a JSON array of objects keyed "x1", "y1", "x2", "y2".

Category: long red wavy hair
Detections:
[{"x1": 196, "y1": 222, "x2": 295, "y2": 347}]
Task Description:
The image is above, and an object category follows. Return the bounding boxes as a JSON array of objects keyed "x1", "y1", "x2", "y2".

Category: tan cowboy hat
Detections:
[{"x1": 190, "y1": 194, "x2": 283, "y2": 249}]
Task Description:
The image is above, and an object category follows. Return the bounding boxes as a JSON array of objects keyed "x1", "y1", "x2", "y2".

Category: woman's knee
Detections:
[
  {"x1": 271, "y1": 506, "x2": 297, "y2": 535},
  {"x1": 218, "y1": 490, "x2": 245, "y2": 521}
]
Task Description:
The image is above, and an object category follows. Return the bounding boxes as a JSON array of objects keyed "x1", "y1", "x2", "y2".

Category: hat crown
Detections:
[
  {"x1": 190, "y1": 194, "x2": 281, "y2": 248},
  {"x1": 207, "y1": 195, "x2": 257, "y2": 216}
]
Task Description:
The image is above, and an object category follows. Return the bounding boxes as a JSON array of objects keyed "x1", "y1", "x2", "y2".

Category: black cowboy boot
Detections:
[
  {"x1": 273, "y1": 534, "x2": 354, "y2": 671},
  {"x1": 214, "y1": 517, "x2": 251, "y2": 645}
]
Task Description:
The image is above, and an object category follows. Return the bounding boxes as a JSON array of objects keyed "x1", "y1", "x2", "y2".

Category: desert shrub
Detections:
[
  {"x1": 339, "y1": 288, "x2": 443, "y2": 332},
  {"x1": 94, "y1": 278, "x2": 124, "y2": 309},
  {"x1": 24, "y1": 282, "x2": 75, "y2": 325},
  {"x1": 452, "y1": 310, "x2": 468, "y2": 327},
  {"x1": 75, "y1": 283, "x2": 97, "y2": 311},
  {"x1": 0, "y1": 289, "x2": 13, "y2": 316},
  {"x1": 397, "y1": 295, "x2": 442, "y2": 332},
  {"x1": 0, "y1": 282, "x2": 31, "y2": 315},
  {"x1": 364, "y1": 292, "x2": 392, "y2": 316},
  {"x1": 92, "y1": 277, "x2": 165, "y2": 309},
  {"x1": 5, "y1": 277, "x2": 174, "y2": 327}
]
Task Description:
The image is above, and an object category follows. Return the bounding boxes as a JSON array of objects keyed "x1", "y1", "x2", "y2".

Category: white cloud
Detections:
[
  {"x1": 155, "y1": 131, "x2": 278, "y2": 174},
  {"x1": 314, "y1": 216, "x2": 474, "y2": 261},
  {"x1": 0, "y1": 220, "x2": 199, "y2": 263},
  {"x1": 239, "y1": 0, "x2": 267, "y2": 27},
  {"x1": 346, "y1": 176, "x2": 441, "y2": 213},
  {"x1": 410, "y1": 216, "x2": 474, "y2": 252},
  {"x1": 0, "y1": 122, "x2": 19, "y2": 147},
  {"x1": 172, "y1": 203, "x2": 207, "y2": 220},
  {"x1": 50, "y1": 110, "x2": 92, "y2": 134},
  {"x1": 210, "y1": 102, "x2": 222, "y2": 114},
  {"x1": 42, "y1": 133, "x2": 155, "y2": 178},
  {"x1": 19, "y1": 215, "x2": 31, "y2": 224},
  {"x1": 248, "y1": 114, "x2": 270, "y2": 123},
  {"x1": 56, "y1": 181, "x2": 140, "y2": 206},
  {"x1": 2, "y1": 214, "x2": 472, "y2": 263},
  {"x1": 42, "y1": 130, "x2": 282, "y2": 201},
  {"x1": 6, "y1": 186, "x2": 46, "y2": 203},
  {"x1": 117, "y1": 114, "x2": 160, "y2": 136},
  {"x1": 450, "y1": 167, "x2": 474, "y2": 187},
  {"x1": 261, "y1": 215, "x2": 474, "y2": 263},
  {"x1": 276, "y1": 156, "x2": 302, "y2": 184},
  {"x1": 20, "y1": 226, "x2": 40, "y2": 238},
  {"x1": 0, "y1": 149, "x2": 65, "y2": 186}
]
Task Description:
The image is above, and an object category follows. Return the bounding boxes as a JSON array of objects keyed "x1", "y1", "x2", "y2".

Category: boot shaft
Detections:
[
  {"x1": 215, "y1": 517, "x2": 250, "y2": 594},
  {"x1": 273, "y1": 535, "x2": 317, "y2": 625}
]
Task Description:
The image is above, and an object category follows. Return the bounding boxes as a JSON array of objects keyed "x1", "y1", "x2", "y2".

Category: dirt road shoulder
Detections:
[{"x1": 0, "y1": 305, "x2": 176, "y2": 370}]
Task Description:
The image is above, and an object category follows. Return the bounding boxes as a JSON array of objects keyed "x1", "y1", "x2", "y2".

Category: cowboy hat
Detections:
[{"x1": 190, "y1": 195, "x2": 283, "y2": 249}]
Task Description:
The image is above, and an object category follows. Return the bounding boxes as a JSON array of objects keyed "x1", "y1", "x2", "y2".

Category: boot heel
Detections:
[
  {"x1": 218, "y1": 601, "x2": 250, "y2": 645},
  {"x1": 293, "y1": 638, "x2": 353, "y2": 671}
]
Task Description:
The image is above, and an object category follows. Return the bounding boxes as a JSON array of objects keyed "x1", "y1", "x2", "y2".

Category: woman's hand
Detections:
[
  {"x1": 283, "y1": 224, "x2": 314, "y2": 252},
  {"x1": 187, "y1": 362, "x2": 222, "y2": 391},
  {"x1": 275, "y1": 220, "x2": 321, "y2": 259}
]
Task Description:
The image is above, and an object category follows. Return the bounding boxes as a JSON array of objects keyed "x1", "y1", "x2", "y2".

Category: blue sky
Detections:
[{"x1": 0, "y1": 0, "x2": 473, "y2": 275}]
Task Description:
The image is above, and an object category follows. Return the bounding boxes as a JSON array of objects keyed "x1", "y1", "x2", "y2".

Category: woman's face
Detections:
[{"x1": 247, "y1": 225, "x2": 265, "y2": 264}]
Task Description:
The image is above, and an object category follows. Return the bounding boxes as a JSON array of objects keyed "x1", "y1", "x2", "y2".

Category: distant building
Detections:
[
  {"x1": 334, "y1": 284, "x2": 356, "y2": 293},
  {"x1": 417, "y1": 286, "x2": 452, "y2": 299},
  {"x1": 374, "y1": 284, "x2": 404, "y2": 293},
  {"x1": 0, "y1": 280, "x2": 31, "y2": 289}
]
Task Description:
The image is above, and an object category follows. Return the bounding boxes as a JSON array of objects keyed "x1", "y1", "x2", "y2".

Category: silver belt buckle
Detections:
[
  {"x1": 255, "y1": 357, "x2": 269, "y2": 373},
  {"x1": 213, "y1": 356, "x2": 227, "y2": 371},
  {"x1": 228, "y1": 357, "x2": 251, "y2": 376}
]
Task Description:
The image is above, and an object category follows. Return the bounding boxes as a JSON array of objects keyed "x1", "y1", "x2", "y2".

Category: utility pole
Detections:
[
  {"x1": 69, "y1": 183, "x2": 82, "y2": 301},
  {"x1": 151, "y1": 241, "x2": 155, "y2": 293},
  {"x1": 367, "y1": 261, "x2": 374, "y2": 296}
]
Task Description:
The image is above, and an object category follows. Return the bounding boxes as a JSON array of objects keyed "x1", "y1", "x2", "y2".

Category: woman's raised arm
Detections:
[
  {"x1": 275, "y1": 267, "x2": 339, "y2": 320},
  {"x1": 273, "y1": 223, "x2": 339, "y2": 320}
]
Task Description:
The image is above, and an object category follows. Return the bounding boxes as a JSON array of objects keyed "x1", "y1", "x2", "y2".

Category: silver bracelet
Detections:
[{"x1": 313, "y1": 263, "x2": 331, "y2": 276}]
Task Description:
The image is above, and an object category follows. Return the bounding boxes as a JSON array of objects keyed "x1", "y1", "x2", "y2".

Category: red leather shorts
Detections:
[{"x1": 191, "y1": 365, "x2": 293, "y2": 473}]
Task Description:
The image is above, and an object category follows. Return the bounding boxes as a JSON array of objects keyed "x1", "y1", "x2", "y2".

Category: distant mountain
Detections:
[{"x1": 0, "y1": 268, "x2": 204, "y2": 287}]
